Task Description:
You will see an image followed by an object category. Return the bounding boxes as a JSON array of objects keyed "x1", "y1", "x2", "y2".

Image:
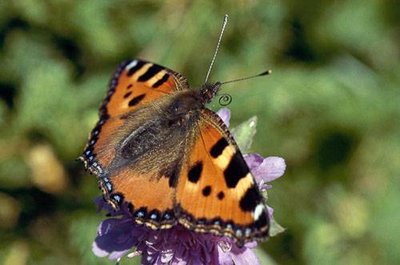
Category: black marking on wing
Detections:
[
  {"x1": 128, "y1": 94, "x2": 145, "y2": 107},
  {"x1": 168, "y1": 168, "x2": 180, "y2": 188},
  {"x1": 138, "y1": 64, "x2": 163, "y2": 82},
  {"x1": 210, "y1": 138, "x2": 229, "y2": 158},
  {"x1": 152, "y1": 73, "x2": 170, "y2": 88},
  {"x1": 160, "y1": 161, "x2": 181, "y2": 188},
  {"x1": 188, "y1": 161, "x2": 203, "y2": 183},
  {"x1": 255, "y1": 210, "x2": 269, "y2": 228},
  {"x1": 202, "y1": 186, "x2": 212, "y2": 196},
  {"x1": 239, "y1": 185, "x2": 262, "y2": 212},
  {"x1": 123, "y1": 91, "x2": 132, "y2": 99},
  {"x1": 224, "y1": 152, "x2": 250, "y2": 188}
]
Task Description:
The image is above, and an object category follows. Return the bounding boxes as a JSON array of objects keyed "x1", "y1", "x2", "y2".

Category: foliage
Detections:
[{"x1": 0, "y1": 0, "x2": 399, "y2": 264}]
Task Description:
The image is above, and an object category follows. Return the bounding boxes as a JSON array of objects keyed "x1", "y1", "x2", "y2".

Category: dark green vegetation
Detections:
[{"x1": 1, "y1": 1, "x2": 399, "y2": 264}]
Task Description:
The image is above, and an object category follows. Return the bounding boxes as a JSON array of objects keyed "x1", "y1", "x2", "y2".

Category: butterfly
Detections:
[{"x1": 79, "y1": 59, "x2": 269, "y2": 245}]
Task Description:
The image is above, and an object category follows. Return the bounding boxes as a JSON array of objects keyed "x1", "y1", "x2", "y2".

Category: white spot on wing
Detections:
[
  {"x1": 126, "y1": 60, "x2": 138, "y2": 70},
  {"x1": 253, "y1": 203, "x2": 265, "y2": 220}
]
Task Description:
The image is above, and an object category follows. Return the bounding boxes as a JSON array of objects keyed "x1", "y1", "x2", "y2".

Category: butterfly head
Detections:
[{"x1": 199, "y1": 82, "x2": 222, "y2": 105}]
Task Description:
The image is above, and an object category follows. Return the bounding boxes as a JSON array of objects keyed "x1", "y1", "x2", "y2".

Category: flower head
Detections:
[
  {"x1": 92, "y1": 108, "x2": 285, "y2": 264},
  {"x1": 93, "y1": 214, "x2": 262, "y2": 265}
]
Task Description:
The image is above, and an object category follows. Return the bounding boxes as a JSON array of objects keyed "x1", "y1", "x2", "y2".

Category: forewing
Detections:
[
  {"x1": 81, "y1": 59, "x2": 187, "y2": 172},
  {"x1": 175, "y1": 109, "x2": 269, "y2": 244},
  {"x1": 101, "y1": 59, "x2": 188, "y2": 118}
]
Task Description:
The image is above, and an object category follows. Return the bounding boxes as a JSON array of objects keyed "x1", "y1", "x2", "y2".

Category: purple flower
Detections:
[
  {"x1": 244, "y1": 154, "x2": 286, "y2": 191},
  {"x1": 92, "y1": 108, "x2": 285, "y2": 264},
  {"x1": 216, "y1": 107, "x2": 231, "y2": 128},
  {"x1": 93, "y1": 215, "x2": 262, "y2": 265}
]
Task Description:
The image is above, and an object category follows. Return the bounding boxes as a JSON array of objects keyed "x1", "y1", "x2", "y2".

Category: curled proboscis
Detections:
[{"x1": 218, "y1": 93, "x2": 232, "y2": 106}]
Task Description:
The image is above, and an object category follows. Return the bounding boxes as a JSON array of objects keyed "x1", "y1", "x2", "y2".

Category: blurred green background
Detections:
[{"x1": 1, "y1": 1, "x2": 399, "y2": 264}]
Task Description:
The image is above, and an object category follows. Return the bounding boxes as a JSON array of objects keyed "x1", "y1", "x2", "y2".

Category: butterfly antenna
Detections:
[
  {"x1": 220, "y1": 69, "x2": 272, "y2": 85},
  {"x1": 204, "y1": 14, "x2": 229, "y2": 84}
]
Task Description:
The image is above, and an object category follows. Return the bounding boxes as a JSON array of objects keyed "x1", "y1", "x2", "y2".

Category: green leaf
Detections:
[
  {"x1": 231, "y1": 116, "x2": 258, "y2": 153},
  {"x1": 269, "y1": 216, "x2": 285, "y2": 237}
]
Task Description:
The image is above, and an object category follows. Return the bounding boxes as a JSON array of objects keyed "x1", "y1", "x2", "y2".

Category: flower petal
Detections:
[
  {"x1": 244, "y1": 153, "x2": 264, "y2": 169},
  {"x1": 93, "y1": 218, "x2": 141, "y2": 260},
  {"x1": 231, "y1": 246, "x2": 261, "y2": 265},
  {"x1": 267, "y1": 206, "x2": 274, "y2": 219},
  {"x1": 245, "y1": 154, "x2": 286, "y2": 183},
  {"x1": 218, "y1": 240, "x2": 260, "y2": 265},
  {"x1": 216, "y1": 108, "x2": 231, "y2": 127},
  {"x1": 92, "y1": 241, "x2": 111, "y2": 258}
]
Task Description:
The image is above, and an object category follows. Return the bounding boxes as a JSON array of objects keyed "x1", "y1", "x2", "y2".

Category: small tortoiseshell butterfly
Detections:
[{"x1": 80, "y1": 59, "x2": 269, "y2": 245}]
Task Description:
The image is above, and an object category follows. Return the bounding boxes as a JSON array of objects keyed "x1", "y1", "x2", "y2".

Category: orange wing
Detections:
[
  {"x1": 80, "y1": 59, "x2": 187, "y2": 228},
  {"x1": 175, "y1": 109, "x2": 269, "y2": 245},
  {"x1": 82, "y1": 59, "x2": 185, "y2": 172},
  {"x1": 100, "y1": 59, "x2": 188, "y2": 118}
]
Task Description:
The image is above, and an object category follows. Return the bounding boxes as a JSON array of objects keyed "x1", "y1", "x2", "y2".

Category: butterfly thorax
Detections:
[{"x1": 199, "y1": 82, "x2": 221, "y2": 105}]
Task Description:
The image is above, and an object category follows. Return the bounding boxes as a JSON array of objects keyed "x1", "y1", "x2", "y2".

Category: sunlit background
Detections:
[{"x1": 1, "y1": 1, "x2": 399, "y2": 264}]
